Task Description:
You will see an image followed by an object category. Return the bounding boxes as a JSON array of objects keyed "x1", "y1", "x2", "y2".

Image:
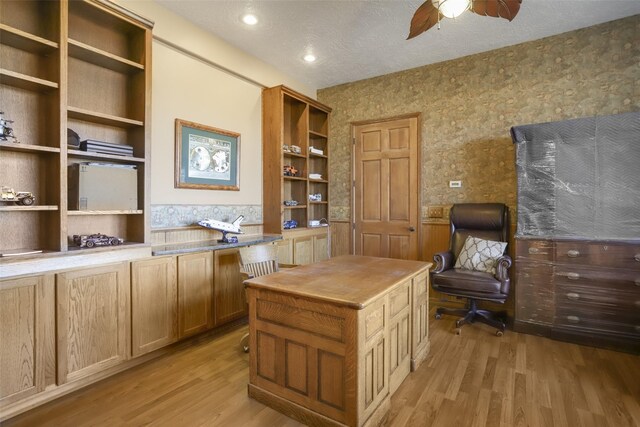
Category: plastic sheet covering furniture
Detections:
[{"x1": 511, "y1": 111, "x2": 640, "y2": 353}]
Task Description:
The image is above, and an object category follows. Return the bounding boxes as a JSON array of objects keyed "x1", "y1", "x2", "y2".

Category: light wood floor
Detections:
[{"x1": 5, "y1": 309, "x2": 639, "y2": 427}]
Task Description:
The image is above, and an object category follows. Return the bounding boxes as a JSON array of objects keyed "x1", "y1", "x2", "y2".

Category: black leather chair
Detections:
[{"x1": 431, "y1": 203, "x2": 512, "y2": 336}]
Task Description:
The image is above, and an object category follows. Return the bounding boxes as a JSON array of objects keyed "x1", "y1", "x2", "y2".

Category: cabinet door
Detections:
[
  {"x1": 411, "y1": 272, "x2": 430, "y2": 370},
  {"x1": 0, "y1": 275, "x2": 55, "y2": 407},
  {"x1": 313, "y1": 232, "x2": 330, "y2": 263},
  {"x1": 275, "y1": 238, "x2": 294, "y2": 265},
  {"x1": 294, "y1": 236, "x2": 314, "y2": 265},
  {"x1": 388, "y1": 280, "x2": 411, "y2": 394},
  {"x1": 214, "y1": 249, "x2": 246, "y2": 325},
  {"x1": 131, "y1": 257, "x2": 178, "y2": 357},
  {"x1": 178, "y1": 252, "x2": 214, "y2": 338},
  {"x1": 57, "y1": 263, "x2": 130, "y2": 384}
]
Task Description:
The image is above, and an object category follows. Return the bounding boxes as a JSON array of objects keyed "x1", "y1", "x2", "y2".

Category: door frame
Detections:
[{"x1": 350, "y1": 112, "x2": 422, "y2": 260}]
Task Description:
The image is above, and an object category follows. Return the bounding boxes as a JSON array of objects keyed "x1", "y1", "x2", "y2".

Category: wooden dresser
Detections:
[{"x1": 515, "y1": 238, "x2": 640, "y2": 352}]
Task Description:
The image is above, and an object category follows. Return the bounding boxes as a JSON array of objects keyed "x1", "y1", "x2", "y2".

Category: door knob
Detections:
[{"x1": 408, "y1": 226, "x2": 416, "y2": 232}]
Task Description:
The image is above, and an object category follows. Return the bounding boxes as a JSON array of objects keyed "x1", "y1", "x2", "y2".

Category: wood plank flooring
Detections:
[{"x1": 4, "y1": 309, "x2": 639, "y2": 427}]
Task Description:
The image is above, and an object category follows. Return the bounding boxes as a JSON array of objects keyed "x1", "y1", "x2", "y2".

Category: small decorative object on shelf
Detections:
[
  {"x1": 308, "y1": 218, "x2": 329, "y2": 228},
  {"x1": 67, "y1": 128, "x2": 80, "y2": 149},
  {"x1": 309, "y1": 193, "x2": 322, "y2": 202},
  {"x1": 0, "y1": 186, "x2": 35, "y2": 205},
  {"x1": 73, "y1": 233, "x2": 124, "y2": 248},
  {"x1": 283, "y1": 219, "x2": 298, "y2": 229},
  {"x1": 309, "y1": 146, "x2": 324, "y2": 155},
  {"x1": 309, "y1": 173, "x2": 322, "y2": 180},
  {"x1": 283, "y1": 144, "x2": 291, "y2": 153},
  {"x1": 284, "y1": 200, "x2": 299, "y2": 206},
  {"x1": 283, "y1": 165, "x2": 299, "y2": 177},
  {"x1": 197, "y1": 215, "x2": 244, "y2": 243},
  {"x1": 0, "y1": 112, "x2": 18, "y2": 143},
  {"x1": 290, "y1": 145, "x2": 301, "y2": 154}
]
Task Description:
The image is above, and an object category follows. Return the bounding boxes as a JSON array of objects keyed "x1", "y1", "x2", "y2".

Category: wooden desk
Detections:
[{"x1": 245, "y1": 255, "x2": 432, "y2": 427}]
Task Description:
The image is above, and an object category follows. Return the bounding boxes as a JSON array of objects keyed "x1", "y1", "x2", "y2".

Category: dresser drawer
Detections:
[
  {"x1": 516, "y1": 239, "x2": 554, "y2": 262},
  {"x1": 516, "y1": 281, "x2": 554, "y2": 324},
  {"x1": 554, "y1": 265, "x2": 640, "y2": 294},
  {"x1": 556, "y1": 242, "x2": 640, "y2": 270},
  {"x1": 555, "y1": 282, "x2": 640, "y2": 312},
  {"x1": 555, "y1": 304, "x2": 640, "y2": 337}
]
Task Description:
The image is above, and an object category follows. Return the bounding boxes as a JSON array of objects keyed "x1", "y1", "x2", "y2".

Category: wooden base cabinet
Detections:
[
  {"x1": 0, "y1": 275, "x2": 55, "y2": 408},
  {"x1": 278, "y1": 228, "x2": 331, "y2": 265},
  {"x1": 56, "y1": 263, "x2": 131, "y2": 384},
  {"x1": 178, "y1": 252, "x2": 214, "y2": 338},
  {"x1": 214, "y1": 249, "x2": 246, "y2": 325},
  {"x1": 131, "y1": 257, "x2": 178, "y2": 357}
]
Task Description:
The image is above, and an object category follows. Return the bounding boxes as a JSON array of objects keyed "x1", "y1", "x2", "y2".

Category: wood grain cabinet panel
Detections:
[
  {"x1": 411, "y1": 272, "x2": 430, "y2": 371},
  {"x1": 214, "y1": 249, "x2": 246, "y2": 325},
  {"x1": 275, "y1": 239, "x2": 294, "y2": 265},
  {"x1": 313, "y1": 233, "x2": 329, "y2": 263},
  {"x1": 177, "y1": 252, "x2": 214, "y2": 338},
  {"x1": 56, "y1": 263, "x2": 130, "y2": 384},
  {"x1": 131, "y1": 256, "x2": 178, "y2": 357},
  {"x1": 293, "y1": 236, "x2": 314, "y2": 265},
  {"x1": 388, "y1": 280, "x2": 411, "y2": 394},
  {"x1": 0, "y1": 275, "x2": 55, "y2": 408}
]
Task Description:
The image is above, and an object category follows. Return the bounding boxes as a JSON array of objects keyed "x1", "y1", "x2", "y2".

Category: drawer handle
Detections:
[
  {"x1": 635, "y1": 279, "x2": 640, "y2": 287},
  {"x1": 567, "y1": 272, "x2": 580, "y2": 280},
  {"x1": 635, "y1": 254, "x2": 640, "y2": 262},
  {"x1": 567, "y1": 250, "x2": 580, "y2": 258},
  {"x1": 635, "y1": 301, "x2": 640, "y2": 308},
  {"x1": 528, "y1": 247, "x2": 540, "y2": 254},
  {"x1": 636, "y1": 326, "x2": 640, "y2": 333},
  {"x1": 567, "y1": 315, "x2": 580, "y2": 324},
  {"x1": 567, "y1": 292, "x2": 580, "y2": 300}
]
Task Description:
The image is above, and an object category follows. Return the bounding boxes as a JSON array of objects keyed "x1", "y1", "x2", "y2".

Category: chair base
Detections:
[{"x1": 435, "y1": 299, "x2": 506, "y2": 336}]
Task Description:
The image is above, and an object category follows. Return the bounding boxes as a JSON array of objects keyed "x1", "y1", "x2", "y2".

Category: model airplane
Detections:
[{"x1": 197, "y1": 215, "x2": 244, "y2": 243}]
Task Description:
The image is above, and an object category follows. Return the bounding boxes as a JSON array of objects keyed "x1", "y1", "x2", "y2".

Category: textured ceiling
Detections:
[{"x1": 156, "y1": 0, "x2": 640, "y2": 90}]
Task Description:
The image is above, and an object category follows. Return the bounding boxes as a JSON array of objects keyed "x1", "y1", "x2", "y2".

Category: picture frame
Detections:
[{"x1": 175, "y1": 119, "x2": 240, "y2": 191}]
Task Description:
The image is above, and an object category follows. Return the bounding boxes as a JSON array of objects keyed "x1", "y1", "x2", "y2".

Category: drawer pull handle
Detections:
[
  {"x1": 567, "y1": 292, "x2": 580, "y2": 300},
  {"x1": 567, "y1": 315, "x2": 580, "y2": 323},
  {"x1": 635, "y1": 301, "x2": 640, "y2": 308},
  {"x1": 635, "y1": 279, "x2": 640, "y2": 287},
  {"x1": 636, "y1": 326, "x2": 640, "y2": 333},
  {"x1": 635, "y1": 254, "x2": 640, "y2": 262},
  {"x1": 567, "y1": 272, "x2": 580, "y2": 280},
  {"x1": 528, "y1": 247, "x2": 539, "y2": 254},
  {"x1": 567, "y1": 250, "x2": 580, "y2": 258}
]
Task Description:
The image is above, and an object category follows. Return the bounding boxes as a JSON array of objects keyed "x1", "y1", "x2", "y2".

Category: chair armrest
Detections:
[
  {"x1": 432, "y1": 251, "x2": 454, "y2": 273},
  {"x1": 494, "y1": 255, "x2": 512, "y2": 281},
  {"x1": 278, "y1": 263, "x2": 297, "y2": 269},
  {"x1": 240, "y1": 270, "x2": 254, "y2": 282}
]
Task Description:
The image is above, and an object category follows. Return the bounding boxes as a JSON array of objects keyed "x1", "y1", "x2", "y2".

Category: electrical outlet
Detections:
[
  {"x1": 428, "y1": 206, "x2": 444, "y2": 218},
  {"x1": 449, "y1": 180, "x2": 462, "y2": 188}
]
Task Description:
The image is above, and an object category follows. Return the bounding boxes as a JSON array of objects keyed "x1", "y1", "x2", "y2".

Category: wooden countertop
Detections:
[
  {"x1": 244, "y1": 255, "x2": 432, "y2": 309},
  {"x1": 151, "y1": 234, "x2": 282, "y2": 256}
]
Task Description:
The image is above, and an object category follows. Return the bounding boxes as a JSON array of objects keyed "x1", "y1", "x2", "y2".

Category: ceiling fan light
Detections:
[{"x1": 433, "y1": 0, "x2": 471, "y2": 19}]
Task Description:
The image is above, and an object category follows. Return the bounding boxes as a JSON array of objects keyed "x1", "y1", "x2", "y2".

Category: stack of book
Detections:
[
  {"x1": 309, "y1": 173, "x2": 323, "y2": 180},
  {"x1": 80, "y1": 139, "x2": 134, "y2": 157}
]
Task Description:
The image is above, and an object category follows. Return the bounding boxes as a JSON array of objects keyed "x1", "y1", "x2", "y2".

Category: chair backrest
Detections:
[
  {"x1": 238, "y1": 244, "x2": 279, "y2": 278},
  {"x1": 449, "y1": 203, "x2": 509, "y2": 258}
]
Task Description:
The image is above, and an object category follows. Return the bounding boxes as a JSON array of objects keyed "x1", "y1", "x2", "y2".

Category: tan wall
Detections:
[
  {"x1": 318, "y1": 16, "x2": 639, "y2": 223},
  {"x1": 115, "y1": 0, "x2": 316, "y2": 207}
]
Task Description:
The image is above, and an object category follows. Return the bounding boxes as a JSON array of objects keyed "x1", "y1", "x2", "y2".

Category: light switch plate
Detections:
[
  {"x1": 449, "y1": 180, "x2": 462, "y2": 188},
  {"x1": 428, "y1": 206, "x2": 444, "y2": 218}
]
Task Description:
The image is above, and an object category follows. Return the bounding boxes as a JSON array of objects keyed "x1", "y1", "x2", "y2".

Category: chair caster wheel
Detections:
[
  {"x1": 496, "y1": 330, "x2": 504, "y2": 337},
  {"x1": 434, "y1": 313, "x2": 442, "y2": 320},
  {"x1": 455, "y1": 328, "x2": 461, "y2": 335}
]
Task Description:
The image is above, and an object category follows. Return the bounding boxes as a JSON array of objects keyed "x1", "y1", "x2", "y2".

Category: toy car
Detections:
[
  {"x1": 73, "y1": 233, "x2": 124, "y2": 248},
  {"x1": 283, "y1": 165, "x2": 299, "y2": 177},
  {"x1": 308, "y1": 193, "x2": 322, "y2": 202},
  {"x1": 1, "y1": 186, "x2": 34, "y2": 205},
  {"x1": 284, "y1": 200, "x2": 298, "y2": 206},
  {"x1": 283, "y1": 219, "x2": 298, "y2": 229}
]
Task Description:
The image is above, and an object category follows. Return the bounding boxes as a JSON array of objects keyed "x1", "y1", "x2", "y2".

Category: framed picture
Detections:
[{"x1": 175, "y1": 119, "x2": 240, "y2": 191}]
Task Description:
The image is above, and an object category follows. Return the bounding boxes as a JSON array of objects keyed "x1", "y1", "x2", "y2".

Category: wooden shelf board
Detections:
[
  {"x1": 0, "y1": 24, "x2": 58, "y2": 53},
  {"x1": 0, "y1": 205, "x2": 58, "y2": 212},
  {"x1": 67, "y1": 149, "x2": 145, "y2": 163},
  {"x1": 309, "y1": 152, "x2": 328, "y2": 159},
  {"x1": 68, "y1": 38, "x2": 144, "y2": 74},
  {"x1": 66, "y1": 242, "x2": 147, "y2": 252},
  {"x1": 284, "y1": 205, "x2": 307, "y2": 209},
  {"x1": 309, "y1": 179, "x2": 329, "y2": 183},
  {"x1": 309, "y1": 201, "x2": 328, "y2": 205},
  {"x1": 68, "y1": 210, "x2": 143, "y2": 216},
  {"x1": 283, "y1": 176, "x2": 307, "y2": 181},
  {"x1": 0, "y1": 68, "x2": 58, "y2": 92},
  {"x1": 283, "y1": 151, "x2": 306, "y2": 158},
  {"x1": 67, "y1": 106, "x2": 143, "y2": 128},
  {"x1": 0, "y1": 141, "x2": 60, "y2": 154},
  {"x1": 309, "y1": 130, "x2": 328, "y2": 138}
]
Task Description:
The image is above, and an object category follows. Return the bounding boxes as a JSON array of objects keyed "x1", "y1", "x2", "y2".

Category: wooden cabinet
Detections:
[
  {"x1": 262, "y1": 85, "x2": 331, "y2": 235},
  {"x1": 278, "y1": 227, "x2": 330, "y2": 266},
  {"x1": 313, "y1": 231, "x2": 329, "y2": 263},
  {"x1": 0, "y1": 0, "x2": 152, "y2": 256},
  {"x1": 177, "y1": 251, "x2": 214, "y2": 338},
  {"x1": 411, "y1": 271, "x2": 430, "y2": 370},
  {"x1": 131, "y1": 256, "x2": 177, "y2": 357},
  {"x1": 293, "y1": 235, "x2": 314, "y2": 265},
  {"x1": 274, "y1": 238, "x2": 293, "y2": 265},
  {"x1": 56, "y1": 262, "x2": 130, "y2": 384},
  {"x1": 0, "y1": 275, "x2": 55, "y2": 408},
  {"x1": 388, "y1": 280, "x2": 411, "y2": 394},
  {"x1": 214, "y1": 249, "x2": 246, "y2": 325}
]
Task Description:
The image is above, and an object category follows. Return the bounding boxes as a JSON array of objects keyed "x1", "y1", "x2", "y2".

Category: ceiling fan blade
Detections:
[
  {"x1": 407, "y1": 0, "x2": 440, "y2": 40},
  {"x1": 471, "y1": 0, "x2": 522, "y2": 21}
]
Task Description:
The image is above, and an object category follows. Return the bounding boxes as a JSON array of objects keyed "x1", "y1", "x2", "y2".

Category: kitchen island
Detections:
[{"x1": 244, "y1": 255, "x2": 432, "y2": 427}]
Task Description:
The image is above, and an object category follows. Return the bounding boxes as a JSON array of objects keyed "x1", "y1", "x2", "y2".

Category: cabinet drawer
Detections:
[
  {"x1": 515, "y1": 281, "x2": 554, "y2": 324},
  {"x1": 516, "y1": 239, "x2": 554, "y2": 262},
  {"x1": 554, "y1": 266, "x2": 640, "y2": 294},
  {"x1": 555, "y1": 305, "x2": 639, "y2": 337},
  {"x1": 556, "y1": 242, "x2": 640, "y2": 270},
  {"x1": 516, "y1": 263, "x2": 554, "y2": 287},
  {"x1": 555, "y1": 282, "x2": 640, "y2": 312}
]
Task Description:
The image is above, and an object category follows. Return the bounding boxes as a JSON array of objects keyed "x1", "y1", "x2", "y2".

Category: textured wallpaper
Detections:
[{"x1": 319, "y1": 16, "x2": 639, "y2": 222}]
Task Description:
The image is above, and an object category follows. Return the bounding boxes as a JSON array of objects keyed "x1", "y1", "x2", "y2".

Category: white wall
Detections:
[{"x1": 115, "y1": 0, "x2": 316, "y2": 207}]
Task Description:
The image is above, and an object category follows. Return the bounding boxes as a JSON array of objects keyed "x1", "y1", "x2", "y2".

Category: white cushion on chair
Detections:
[{"x1": 454, "y1": 236, "x2": 506, "y2": 275}]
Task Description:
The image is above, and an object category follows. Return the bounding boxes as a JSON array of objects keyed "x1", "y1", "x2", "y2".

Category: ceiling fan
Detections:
[{"x1": 407, "y1": 0, "x2": 522, "y2": 39}]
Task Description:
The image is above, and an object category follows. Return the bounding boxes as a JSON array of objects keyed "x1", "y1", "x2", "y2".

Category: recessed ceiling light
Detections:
[
  {"x1": 242, "y1": 14, "x2": 258, "y2": 25},
  {"x1": 303, "y1": 54, "x2": 316, "y2": 63}
]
